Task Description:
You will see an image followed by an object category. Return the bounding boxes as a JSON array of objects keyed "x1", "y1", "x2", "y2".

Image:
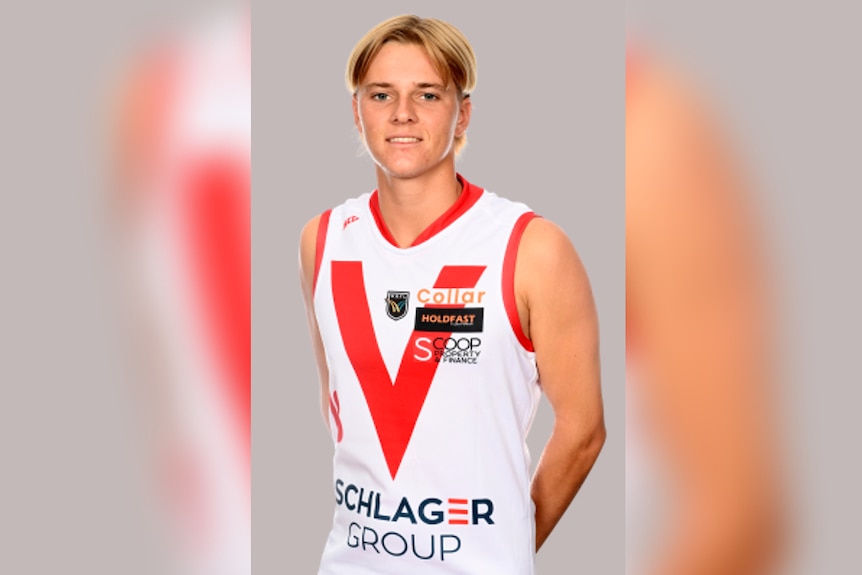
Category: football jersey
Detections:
[{"x1": 313, "y1": 176, "x2": 541, "y2": 574}]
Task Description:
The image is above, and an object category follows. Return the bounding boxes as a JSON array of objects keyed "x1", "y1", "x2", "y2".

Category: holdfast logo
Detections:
[
  {"x1": 334, "y1": 478, "x2": 495, "y2": 562},
  {"x1": 384, "y1": 291, "x2": 409, "y2": 321},
  {"x1": 415, "y1": 307, "x2": 484, "y2": 333}
]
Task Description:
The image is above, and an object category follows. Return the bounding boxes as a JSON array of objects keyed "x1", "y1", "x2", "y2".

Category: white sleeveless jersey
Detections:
[{"x1": 313, "y1": 177, "x2": 541, "y2": 574}]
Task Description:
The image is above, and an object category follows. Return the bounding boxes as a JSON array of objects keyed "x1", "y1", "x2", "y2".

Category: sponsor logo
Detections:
[
  {"x1": 385, "y1": 291, "x2": 410, "y2": 321},
  {"x1": 346, "y1": 522, "x2": 460, "y2": 561},
  {"x1": 414, "y1": 336, "x2": 482, "y2": 364},
  {"x1": 415, "y1": 307, "x2": 484, "y2": 332},
  {"x1": 335, "y1": 478, "x2": 495, "y2": 562},
  {"x1": 335, "y1": 479, "x2": 495, "y2": 526},
  {"x1": 343, "y1": 215, "x2": 359, "y2": 229},
  {"x1": 417, "y1": 287, "x2": 485, "y2": 305}
]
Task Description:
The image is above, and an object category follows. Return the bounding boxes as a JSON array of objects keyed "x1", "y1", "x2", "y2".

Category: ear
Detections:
[
  {"x1": 352, "y1": 95, "x2": 362, "y2": 135},
  {"x1": 455, "y1": 94, "x2": 472, "y2": 138}
]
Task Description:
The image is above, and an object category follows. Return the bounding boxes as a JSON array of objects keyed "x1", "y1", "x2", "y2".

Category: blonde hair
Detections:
[{"x1": 346, "y1": 15, "x2": 477, "y2": 155}]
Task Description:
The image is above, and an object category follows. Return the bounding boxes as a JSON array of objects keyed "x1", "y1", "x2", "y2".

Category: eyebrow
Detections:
[
  {"x1": 414, "y1": 82, "x2": 447, "y2": 90},
  {"x1": 362, "y1": 81, "x2": 448, "y2": 91}
]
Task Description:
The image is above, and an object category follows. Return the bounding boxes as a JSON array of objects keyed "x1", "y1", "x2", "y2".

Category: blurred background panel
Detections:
[
  {"x1": 626, "y1": 1, "x2": 862, "y2": 574},
  {"x1": 1, "y1": 1, "x2": 248, "y2": 574},
  {"x1": 627, "y1": 48, "x2": 785, "y2": 575},
  {"x1": 109, "y1": 2, "x2": 250, "y2": 574}
]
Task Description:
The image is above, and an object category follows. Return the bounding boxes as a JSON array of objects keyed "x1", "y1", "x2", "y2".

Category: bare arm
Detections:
[
  {"x1": 299, "y1": 215, "x2": 331, "y2": 429},
  {"x1": 516, "y1": 218, "x2": 606, "y2": 551}
]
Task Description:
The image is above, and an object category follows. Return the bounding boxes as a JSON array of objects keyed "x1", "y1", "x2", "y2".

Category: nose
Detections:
[{"x1": 391, "y1": 97, "x2": 416, "y2": 124}]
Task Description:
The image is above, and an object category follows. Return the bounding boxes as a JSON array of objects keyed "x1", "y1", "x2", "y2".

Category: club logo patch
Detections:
[{"x1": 385, "y1": 291, "x2": 410, "y2": 321}]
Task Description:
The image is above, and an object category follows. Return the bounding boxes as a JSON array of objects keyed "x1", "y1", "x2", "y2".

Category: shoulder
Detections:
[
  {"x1": 514, "y1": 217, "x2": 595, "y2": 342},
  {"x1": 298, "y1": 192, "x2": 368, "y2": 248},
  {"x1": 299, "y1": 213, "x2": 323, "y2": 253},
  {"x1": 518, "y1": 218, "x2": 585, "y2": 278},
  {"x1": 517, "y1": 218, "x2": 593, "y2": 315}
]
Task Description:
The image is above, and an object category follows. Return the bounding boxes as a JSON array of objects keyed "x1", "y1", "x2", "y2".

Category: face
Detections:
[{"x1": 353, "y1": 42, "x2": 471, "y2": 181}]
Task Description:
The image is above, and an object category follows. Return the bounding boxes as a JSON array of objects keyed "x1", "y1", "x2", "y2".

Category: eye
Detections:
[
  {"x1": 370, "y1": 92, "x2": 390, "y2": 102},
  {"x1": 419, "y1": 92, "x2": 440, "y2": 101}
]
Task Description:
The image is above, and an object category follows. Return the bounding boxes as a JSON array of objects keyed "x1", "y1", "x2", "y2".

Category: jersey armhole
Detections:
[
  {"x1": 503, "y1": 211, "x2": 538, "y2": 353},
  {"x1": 312, "y1": 209, "x2": 332, "y2": 297}
]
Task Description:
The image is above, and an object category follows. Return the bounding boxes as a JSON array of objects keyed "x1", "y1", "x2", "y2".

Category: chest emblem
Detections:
[
  {"x1": 384, "y1": 290, "x2": 410, "y2": 321},
  {"x1": 332, "y1": 261, "x2": 486, "y2": 479}
]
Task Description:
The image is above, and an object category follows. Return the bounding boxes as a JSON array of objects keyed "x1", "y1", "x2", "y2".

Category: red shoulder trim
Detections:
[
  {"x1": 313, "y1": 209, "x2": 331, "y2": 296},
  {"x1": 503, "y1": 212, "x2": 538, "y2": 352},
  {"x1": 369, "y1": 174, "x2": 484, "y2": 248}
]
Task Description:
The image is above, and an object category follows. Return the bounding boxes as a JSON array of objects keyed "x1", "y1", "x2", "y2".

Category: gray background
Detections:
[{"x1": 255, "y1": 1, "x2": 624, "y2": 573}]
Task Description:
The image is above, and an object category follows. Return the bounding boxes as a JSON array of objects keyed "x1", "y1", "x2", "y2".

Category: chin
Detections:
[
  {"x1": 377, "y1": 157, "x2": 453, "y2": 181},
  {"x1": 374, "y1": 160, "x2": 431, "y2": 181},
  {"x1": 380, "y1": 168, "x2": 426, "y2": 180}
]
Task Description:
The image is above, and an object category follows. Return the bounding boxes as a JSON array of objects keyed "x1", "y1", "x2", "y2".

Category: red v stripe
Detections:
[{"x1": 332, "y1": 262, "x2": 485, "y2": 479}]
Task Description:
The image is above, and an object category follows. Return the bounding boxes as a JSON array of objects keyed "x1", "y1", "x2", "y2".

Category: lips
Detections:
[{"x1": 387, "y1": 136, "x2": 422, "y2": 143}]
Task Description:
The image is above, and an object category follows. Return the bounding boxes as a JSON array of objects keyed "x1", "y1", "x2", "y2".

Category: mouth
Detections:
[{"x1": 387, "y1": 137, "x2": 422, "y2": 143}]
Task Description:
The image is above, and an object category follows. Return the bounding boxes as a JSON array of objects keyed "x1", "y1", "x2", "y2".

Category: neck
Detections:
[{"x1": 374, "y1": 162, "x2": 462, "y2": 247}]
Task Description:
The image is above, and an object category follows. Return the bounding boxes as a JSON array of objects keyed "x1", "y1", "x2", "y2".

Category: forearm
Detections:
[{"x1": 530, "y1": 418, "x2": 605, "y2": 551}]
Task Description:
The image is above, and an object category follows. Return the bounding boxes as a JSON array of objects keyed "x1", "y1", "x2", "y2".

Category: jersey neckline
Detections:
[{"x1": 368, "y1": 174, "x2": 484, "y2": 248}]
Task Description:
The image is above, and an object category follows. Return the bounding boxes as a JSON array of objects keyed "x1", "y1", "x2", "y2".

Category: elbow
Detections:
[
  {"x1": 548, "y1": 402, "x2": 606, "y2": 471},
  {"x1": 585, "y1": 419, "x2": 607, "y2": 464},
  {"x1": 565, "y1": 416, "x2": 606, "y2": 466}
]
